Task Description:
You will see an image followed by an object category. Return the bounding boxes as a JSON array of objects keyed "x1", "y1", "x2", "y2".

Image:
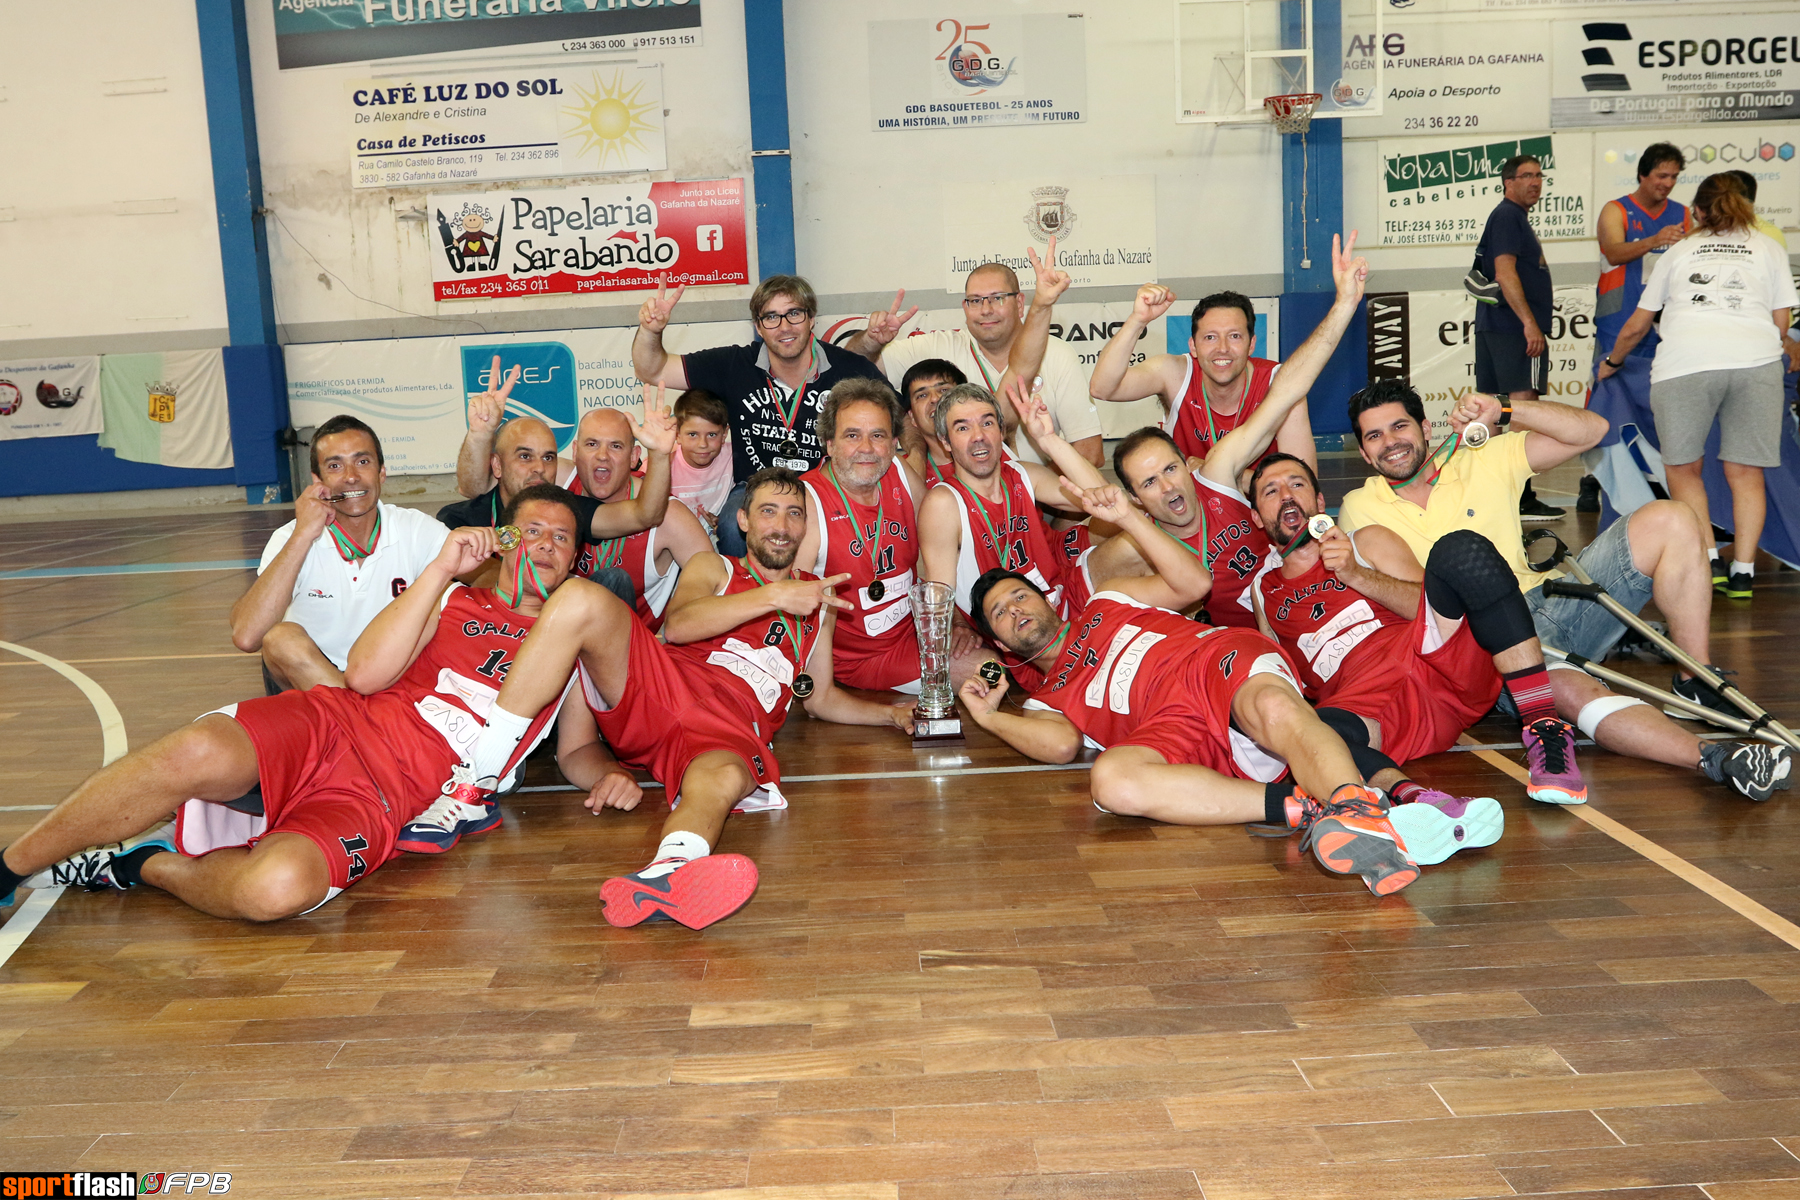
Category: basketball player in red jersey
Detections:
[
  {"x1": 796, "y1": 377, "x2": 997, "y2": 692},
  {"x1": 1008, "y1": 233, "x2": 1368, "y2": 627},
  {"x1": 1087, "y1": 259, "x2": 1334, "y2": 470},
  {"x1": 1248, "y1": 452, "x2": 1580, "y2": 812},
  {"x1": 430, "y1": 468, "x2": 916, "y2": 930},
  {"x1": 959, "y1": 481, "x2": 1435, "y2": 896},
  {"x1": 567, "y1": 407, "x2": 712, "y2": 632},
  {"x1": 0, "y1": 486, "x2": 590, "y2": 921}
]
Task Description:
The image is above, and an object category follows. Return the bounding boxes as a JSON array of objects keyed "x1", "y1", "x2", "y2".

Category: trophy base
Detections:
[{"x1": 912, "y1": 712, "x2": 964, "y2": 748}]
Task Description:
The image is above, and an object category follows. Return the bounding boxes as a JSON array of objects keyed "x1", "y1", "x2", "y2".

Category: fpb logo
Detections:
[
  {"x1": 139, "y1": 1175, "x2": 231, "y2": 1195},
  {"x1": 460, "y1": 342, "x2": 579, "y2": 453}
]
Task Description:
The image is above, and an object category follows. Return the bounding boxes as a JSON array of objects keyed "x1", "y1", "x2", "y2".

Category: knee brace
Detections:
[
  {"x1": 1316, "y1": 707, "x2": 1400, "y2": 779},
  {"x1": 1424, "y1": 530, "x2": 1536, "y2": 655},
  {"x1": 1576, "y1": 694, "x2": 1647, "y2": 740}
]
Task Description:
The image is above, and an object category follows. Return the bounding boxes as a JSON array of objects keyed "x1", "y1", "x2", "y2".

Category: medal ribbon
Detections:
[
  {"x1": 328, "y1": 508, "x2": 381, "y2": 562},
  {"x1": 586, "y1": 478, "x2": 639, "y2": 571},
  {"x1": 823, "y1": 463, "x2": 884, "y2": 585},
  {"x1": 1197, "y1": 365, "x2": 1251, "y2": 453},
  {"x1": 742, "y1": 559, "x2": 808, "y2": 677},
  {"x1": 1395, "y1": 428, "x2": 1466, "y2": 491},
  {"x1": 946, "y1": 474, "x2": 1015, "y2": 571},
  {"x1": 764, "y1": 340, "x2": 817, "y2": 452},
  {"x1": 999, "y1": 619, "x2": 1071, "y2": 674},
  {"x1": 967, "y1": 334, "x2": 1003, "y2": 394},
  {"x1": 499, "y1": 544, "x2": 549, "y2": 610},
  {"x1": 1158, "y1": 498, "x2": 1211, "y2": 570}
]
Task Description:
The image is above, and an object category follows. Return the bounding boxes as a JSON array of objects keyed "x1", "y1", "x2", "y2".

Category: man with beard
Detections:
[
  {"x1": 632, "y1": 274, "x2": 888, "y2": 557},
  {"x1": 232, "y1": 415, "x2": 448, "y2": 693},
  {"x1": 796, "y1": 377, "x2": 995, "y2": 692},
  {"x1": 426, "y1": 468, "x2": 916, "y2": 929},
  {"x1": 1009, "y1": 233, "x2": 1368, "y2": 628},
  {"x1": 564, "y1": 406, "x2": 712, "y2": 633},
  {"x1": 7, "y1": 487, "x2": 586, "y2": 918},
  {"x1": 1337, "y1": 380, "x2": 1791, "y2": 803},
  {"x1": 1247, "y1": 452, "x2": 1577, "y2": 808},
  {"x1": 1087, "y1": 285, "x2": 1315, "y2": 470},
  {"x1": 959, "y1": 482, "x2": 1462, "y2": 896}
]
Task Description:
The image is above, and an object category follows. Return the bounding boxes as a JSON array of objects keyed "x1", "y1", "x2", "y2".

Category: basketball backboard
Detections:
[{"x1": 1176, "y1": 0, "x2": 1384, "y2": 125}]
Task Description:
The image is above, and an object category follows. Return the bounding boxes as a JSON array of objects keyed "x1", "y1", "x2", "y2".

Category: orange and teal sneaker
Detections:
[{"x1": 1301, "y1": 784, "x2": 1420, "y2": 896}]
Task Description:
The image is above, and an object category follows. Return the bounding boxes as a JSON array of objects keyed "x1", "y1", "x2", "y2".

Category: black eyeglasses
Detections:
[
  {"x1": 962, "y1": 292, "x2": 1019, "y2": 310},
  {"x1": 756, "y1": 308, "x2": 812, "y2": 329}
]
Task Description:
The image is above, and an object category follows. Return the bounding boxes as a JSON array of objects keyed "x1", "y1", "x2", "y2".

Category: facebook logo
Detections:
[{"x1": 697, "y1": 225, "x2": 724, "y2": 252}]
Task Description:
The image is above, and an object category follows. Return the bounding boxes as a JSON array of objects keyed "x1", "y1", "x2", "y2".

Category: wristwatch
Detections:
[
  {"x1": 1496, "y1": 399, "x2": 1512, "y2": 428},
  {"x1": 1604, "y1": 356, "x2": 1623, "y2": 369}
]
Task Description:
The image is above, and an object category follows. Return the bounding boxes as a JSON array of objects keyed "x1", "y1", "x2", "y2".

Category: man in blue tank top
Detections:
[{"x1": 1594, "y1": 143, "x2": 1689, "y2": 363}]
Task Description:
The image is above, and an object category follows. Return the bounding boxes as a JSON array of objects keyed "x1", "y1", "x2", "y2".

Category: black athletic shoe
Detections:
[
  {"x1": 1711, "y1": 557, "x2": 1729, "y2": 591},
  {"x1": 1520, "y1": 494, "x2": 1567, "y2": 521},
  {"x1": 1577, "y1": 475, "x2": 1601, "y2": 513},
  {"x1": 1700, "y1": 741, "x2": 1794, "y2": 802},
  {"x1": 1665, "y1": 670, "x2": 1739, "y2": 720},
  {"x1": 1725, "y1": 567, "x2": 1753, "y2": 600}
]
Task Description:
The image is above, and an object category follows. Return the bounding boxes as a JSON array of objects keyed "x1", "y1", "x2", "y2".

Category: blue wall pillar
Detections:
[
  {"x1": 743, "y1": 0, "x2": 796, "y2": 279},
  {"x1": 197, "y1": 0, "x2": 289, "y2": 501},
  {"x1": 1277, "y1": 0, "x2": 1364, "y2": 437}
]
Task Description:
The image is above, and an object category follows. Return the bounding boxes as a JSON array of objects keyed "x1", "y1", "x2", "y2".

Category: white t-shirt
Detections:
[
  {"x1": 881, "y1": 328, "x2": 1102, "y2": 466},
  {"x1": 257, "y1": 502, "x2": 450, "y2": 669},
  {"x1": 1637, "y1": 228, "x2": 1798, "y2": 384}
]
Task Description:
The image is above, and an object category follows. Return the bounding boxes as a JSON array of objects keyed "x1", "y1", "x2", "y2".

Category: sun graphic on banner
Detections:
[{"x1": 562, "y1": 71, "x2": 660, "y2": 169}]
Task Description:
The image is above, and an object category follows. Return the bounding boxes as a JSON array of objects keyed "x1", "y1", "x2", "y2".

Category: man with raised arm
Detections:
[
  {"x1": 1087, "y1": 284, "x2": 1315, "y2": 470},
  {"x1": 4, "y1": 486, "x2": 589, "y2": 918},
  {"x1": 232, "y1": 415, "x2": 448, "y2": 693},
  {"x1": 1337, "y1": 379, "x2": 1791, "y2": 802},
  {"x1": 960, "y1": 480, "x2": 1479, "y2": 896},
  {"x1": 632, "y1": 274, "x2": 888, "y2": 556},
  {"x1": 1013, "y1": 234, "x2": 1368, "y2": 628},
  {"x1": 427, "y1": 467, "x2": 916, "y2": 930},
  {"x1": 563, "y1": 405, "x2": 712, "y2": 633},
  {"x1": 853, "y1": 249, "x2": 1104, "y2": 469}
]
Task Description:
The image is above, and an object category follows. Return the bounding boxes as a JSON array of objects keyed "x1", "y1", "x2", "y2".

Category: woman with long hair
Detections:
[{"x1": 1598, "y1": 172, "x2": 1797, "y2": 600}]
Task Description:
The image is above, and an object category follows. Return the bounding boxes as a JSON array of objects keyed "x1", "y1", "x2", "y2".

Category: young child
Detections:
[{"x1": 670, "y1": 389, "x2": 733, "y2": 542}]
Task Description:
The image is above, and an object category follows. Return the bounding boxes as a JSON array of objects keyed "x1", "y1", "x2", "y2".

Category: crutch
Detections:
[{"x1": 1524, "y1": 530, "x2": 1800, "y2": 753}]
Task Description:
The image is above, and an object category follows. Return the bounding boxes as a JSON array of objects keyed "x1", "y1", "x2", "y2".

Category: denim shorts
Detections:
[{"x1": 1523, "y1": 512, "x2": 1655, "y2": 661}]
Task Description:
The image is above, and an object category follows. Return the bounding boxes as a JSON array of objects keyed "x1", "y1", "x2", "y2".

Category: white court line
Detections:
[{"x1": 0, "y1": 641, "x2": 130, "y2": 968}]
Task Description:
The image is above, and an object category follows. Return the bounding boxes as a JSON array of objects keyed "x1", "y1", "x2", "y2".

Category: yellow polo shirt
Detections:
[{"x1": 1336, "y1": 430, "x2": 1558, "y2": 595}]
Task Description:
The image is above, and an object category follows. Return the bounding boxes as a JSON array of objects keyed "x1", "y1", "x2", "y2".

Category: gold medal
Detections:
[
  {"x1": 978, "y1": 660, "x2": 1005, "y2": 687},
  {"x1": 495, "y1": 525, "x2": 522, "y2": 551}
]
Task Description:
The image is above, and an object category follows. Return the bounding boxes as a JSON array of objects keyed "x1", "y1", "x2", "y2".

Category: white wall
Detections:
[
  {"x1": 0, "y1": 0, "x2": 229, "y2": 355},
  {"x1": 243, "y1": 0, "x2": 756, "y2": 343}
]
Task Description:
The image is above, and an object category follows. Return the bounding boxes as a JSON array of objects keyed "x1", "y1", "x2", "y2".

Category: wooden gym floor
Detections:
[{"x1": 2, "y1": 477, "x2": 1800, "y2": 1199}]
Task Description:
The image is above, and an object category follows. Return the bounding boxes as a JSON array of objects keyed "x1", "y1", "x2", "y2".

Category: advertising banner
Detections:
[
  {"x1": 1343, "y1": 19, "x2": 1550, "y2": 137},
  {"x1": 1365, "y1": 287, "x2": 1596, "y2": 430},
  {"x1": 0, "y1": 357, "x2": 102, "y2": 441},
  {"x1": 1593, "y1": 125, "x2": 1800, "y2": 230},
  {"x1": 351, "y1": 64, "x2": 666, "y2": 190},
  {"x1": 1378, "y1": 132, "x2": 1593, "y2": 247},
  {"x1": 273, "y1": 0, "x2": 701, "y2": 71},
  {"x1": 868, "y1": 13, "x2": 1087, "y2": 131},
  {"x1": 1552, "y1": 16, "x2": 1800, "y2": 128},
  {"x1": 428, "y1": 178, "x2": 747, "y2": 301},
  {"x1": 942, "y1": 175, "x2": 1155, "y2": 291}
]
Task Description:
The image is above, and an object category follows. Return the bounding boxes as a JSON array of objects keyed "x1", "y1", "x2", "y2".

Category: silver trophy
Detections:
[{"x1": 911, "y1": 580, "x2": 964, "y2": 746}]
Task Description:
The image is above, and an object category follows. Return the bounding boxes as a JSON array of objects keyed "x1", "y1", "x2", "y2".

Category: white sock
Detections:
[
  {"x1": 470, "y1": 705, "x2": 534, "y2": 782},
  {"x1": 1734, "y1": 560, "x2": 1755, "y2": 576},
  {"x1": 1708, "y1": 547, "x2": 1721, "y2": 561},
  {"x1": 638, "y1": 831, "x2": 710, "y2": 878}
]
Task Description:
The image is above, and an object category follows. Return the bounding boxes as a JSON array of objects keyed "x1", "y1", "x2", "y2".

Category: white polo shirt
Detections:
[
  {"x1": 258, "y1": 502, "x2": 450, "y2": 669},
  {"x1": 881, "y1": 328, "x2": 1101, "y2": 466}
]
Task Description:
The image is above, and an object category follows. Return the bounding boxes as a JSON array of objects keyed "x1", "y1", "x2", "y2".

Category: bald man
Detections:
[
  {"x1": 438, "y1": 416, "x2": 565, "y2": 529},
  {"x1": 564, "y1": 407, "x2": 713, "y2": 630}
]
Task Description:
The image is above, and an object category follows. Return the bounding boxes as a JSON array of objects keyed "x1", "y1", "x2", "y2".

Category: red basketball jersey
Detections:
[
  {"x1": 665, "y1": 554, "x2": 824, "y2": 730},
  {"x1": 1255, "y1": 553, "x2": 1411, "y2": 701},
  {"x1": 1166, "y1": 356, "x2": 1281, "y2": 462},
  {"x1": 801, "y1": 461, "x2": 921, "y2": 687},
  {"x1": 1188, "y1": 474, "x2": 1271, "y2": 629},
  {"x1": 940, "y1": 461, "x2": 1090, "y2": 623}
]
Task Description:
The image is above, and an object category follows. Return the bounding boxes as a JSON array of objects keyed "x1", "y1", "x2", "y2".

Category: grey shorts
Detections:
[
  {"x1": 1650, "y1": 360, "x2": 1785, "y2": 468},
  {"x1": 1524, "y1": 512, "x2": 1655, "y2": 662}
]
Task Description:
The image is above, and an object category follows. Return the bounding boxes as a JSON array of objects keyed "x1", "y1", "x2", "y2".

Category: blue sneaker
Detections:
[{"x1": 397, "y1": 765, "x2": 502, "y2": 854}]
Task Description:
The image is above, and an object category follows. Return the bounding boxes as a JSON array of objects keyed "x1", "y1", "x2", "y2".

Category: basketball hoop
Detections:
[{"x1": 1264, "y1": 92, "x2": 1322, "y2": 135}]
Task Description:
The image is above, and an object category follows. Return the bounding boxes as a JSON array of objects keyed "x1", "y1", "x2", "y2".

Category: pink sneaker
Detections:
[
  {"x1": 1522, "y1": 719, "x2": 1587, "y2": 805},
  {"x1": 1388, "y1": 791, "x2": 1504, "y2": 865}
]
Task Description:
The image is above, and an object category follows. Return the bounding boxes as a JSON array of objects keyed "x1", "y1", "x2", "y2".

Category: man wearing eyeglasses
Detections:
[
  {"x1": 1475, "y1": 154, "x2": 1565, "y2": 521},
  {"x1": 633, "y1": 273, "x2": 886, "y2": 555},
  {"x1": 858, "y1": 261, "x2": 1104, "y2": 470}
]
